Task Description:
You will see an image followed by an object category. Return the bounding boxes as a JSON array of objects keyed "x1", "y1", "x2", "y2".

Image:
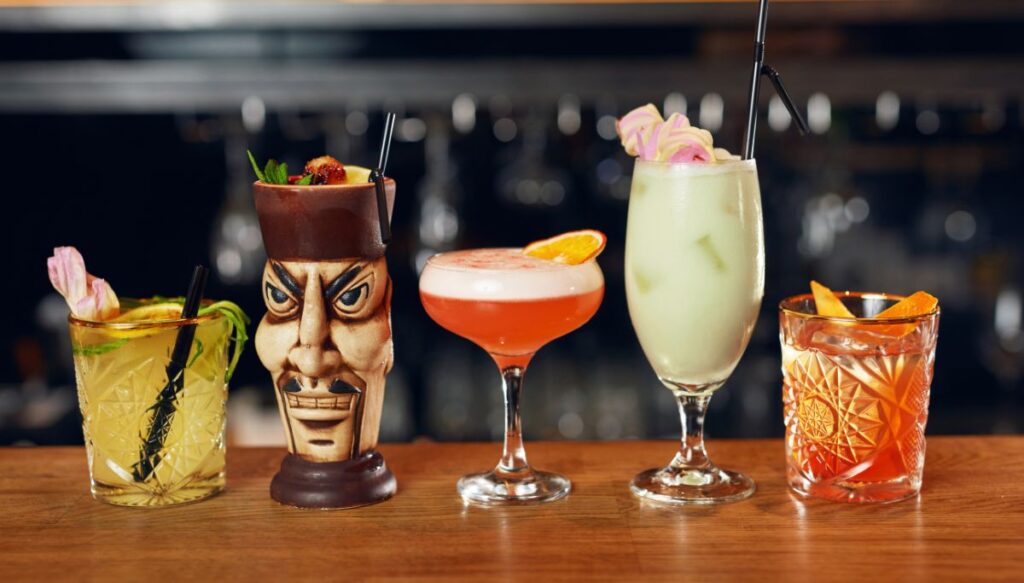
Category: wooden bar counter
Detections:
[{"x1": 1, "y1": 437, "x2": 1022, "y2": 581}]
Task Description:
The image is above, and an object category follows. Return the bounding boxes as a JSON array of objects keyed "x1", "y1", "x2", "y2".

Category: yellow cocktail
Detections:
[{"x1": 70, "y1": 299, "x2": 236, "y2": 507}]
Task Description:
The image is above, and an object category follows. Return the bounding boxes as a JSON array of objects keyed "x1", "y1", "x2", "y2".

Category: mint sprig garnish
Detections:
[
  {"x1": 144, "y1": 296, "x2": 251, "y2": 382},
  {"x1": 247, "y1": 149, "x2": 313, "y2": 185}
]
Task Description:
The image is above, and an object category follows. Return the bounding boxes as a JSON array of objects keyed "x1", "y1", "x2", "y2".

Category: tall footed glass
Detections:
[
  {"x1": 420, "y1": 248, "x2": 604, "y2": 505},
  {"x1": 625, "y1": 159, "x2": 764, "y2": 504}
]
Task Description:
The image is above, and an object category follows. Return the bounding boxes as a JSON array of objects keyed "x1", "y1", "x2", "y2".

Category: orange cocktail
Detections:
[
  {"x1": 420, "y1": 269, "x2": 603, "y2": 367},
  {"x1": 780, "y1": 284, "x2": 940, "y2": 503},
  {"x1": 419, "y1": 235, "x2": 605, "y2": 505}
]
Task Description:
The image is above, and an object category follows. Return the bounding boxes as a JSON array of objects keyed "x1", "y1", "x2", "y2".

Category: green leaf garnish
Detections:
[
  {"x1": 130, "y1": 296, "x2": 251, "y2": 382},
  {"x1": 264, "y1": 159, "x2": 286, "y2": 184},
  {"x1": 247, "y1": 149, "x2": 267, "y2": 182},
  {"x1": 187, "y1": 338, "x2": 205, "y2": 368},
  {"x1": 198, "y1": 300, "x2": 250, "y2": 382},
  {"x1": 295, "y1": 173, "x2": 313, "y2": 185},
  {"x1": 247, "y1": 150, "x2": 294, "y2": 185},
  {"x1": 72, "y1": 338, "x2": 129, "y2": 356}
]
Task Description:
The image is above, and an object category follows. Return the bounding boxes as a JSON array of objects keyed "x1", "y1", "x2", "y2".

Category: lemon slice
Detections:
[
  {"x1": 345, "y1": 165, "x2": 373, "y2": 184},
  {"x1": 96, "y1": 303, "x2": 186, "y2": 339},
  {"x1": 112, "y1": 303, "x2": 184, "y2": 323}
]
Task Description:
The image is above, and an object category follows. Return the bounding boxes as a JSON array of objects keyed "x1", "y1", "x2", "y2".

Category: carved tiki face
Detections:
[
  {"x1": 253, "y1": 179, "x2": 395, "y2": 463},
  {"x1": 255, "y1": 258, "x2": 392, "y2": 461}
]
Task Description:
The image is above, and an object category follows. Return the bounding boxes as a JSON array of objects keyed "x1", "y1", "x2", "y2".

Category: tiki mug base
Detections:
[{"x1": 270, "y1": 450, "x2": 396, "y2": 509}]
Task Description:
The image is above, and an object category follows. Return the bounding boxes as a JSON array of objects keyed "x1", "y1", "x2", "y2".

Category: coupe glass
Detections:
[
  {"x1": 419, "y1": 248, "x2": 604, "y2": 505},
  {"x1": 624, "y1": 159, "x2": 764, "y2": 504}
]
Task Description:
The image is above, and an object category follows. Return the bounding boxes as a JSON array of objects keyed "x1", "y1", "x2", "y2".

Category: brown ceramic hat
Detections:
[{"x1": 253, "y1": 179, "x2": 396, "y2": 261}]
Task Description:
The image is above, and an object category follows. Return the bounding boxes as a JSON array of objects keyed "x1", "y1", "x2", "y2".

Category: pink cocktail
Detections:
[{"x1": 420, "y1": 248, "x2": 604, "y2": 504}]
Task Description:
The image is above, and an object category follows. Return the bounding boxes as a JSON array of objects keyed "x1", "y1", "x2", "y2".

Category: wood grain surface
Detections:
[{"x1": 1, "y1": 437, "x2": 1022, "y2": 582}]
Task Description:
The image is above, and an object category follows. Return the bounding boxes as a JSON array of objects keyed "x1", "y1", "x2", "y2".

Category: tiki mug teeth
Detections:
[{"x1": 253, "y1": 178, "x2": 397, "y2": 509}]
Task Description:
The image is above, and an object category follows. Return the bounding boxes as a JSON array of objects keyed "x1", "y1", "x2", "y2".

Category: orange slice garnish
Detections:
[
  {"x1": 523, "y1": 229, "x2": 607, "y2": 265},
  {"x1": 810, "y1": 281, "x2": 855, "y2": 318}
]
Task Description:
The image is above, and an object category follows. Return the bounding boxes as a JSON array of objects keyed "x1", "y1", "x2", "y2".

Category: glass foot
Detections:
[
  {"x1": 458, "y1": 469, "x2": 571, "y2": 506},
  {"x1": 630, "y1": 465, "x2": 755, "y2": 505}
]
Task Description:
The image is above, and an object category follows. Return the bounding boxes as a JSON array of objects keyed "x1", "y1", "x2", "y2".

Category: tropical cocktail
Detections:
[
  {"x1": 249, "y1": 150, "x2": 399, "y2": 509},
  {"x1": 419, "y1": 232, "x2": 605, "y2": 505},
  {"x1": 626, "y1": 160, "x2": 763, "y2": 385},
  {"x1": 619, "y1": 104, "x2": 764, "y2": 504},
  {"x1": 781, "y1": 282, "x2": 939, "y2": 503},
  {"x1": 50, "y1": 248, "x2": 248, "y2": 506}
]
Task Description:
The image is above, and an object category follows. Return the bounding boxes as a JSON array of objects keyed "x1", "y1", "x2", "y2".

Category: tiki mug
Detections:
[{"x1": 253, "y1": 177, "x2": 397, "y2": 509}]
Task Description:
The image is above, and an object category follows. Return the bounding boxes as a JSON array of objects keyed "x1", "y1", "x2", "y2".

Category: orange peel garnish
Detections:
[
  {"x1": 872, "y1": 290, "x2": 939, "y2": 336},
  {"x1": 811, "y1": 280, "x2": 855, "y2": 318},
  {"x1": 875, "y1": 291, "x2": 939, "y2": 319},
  {"x1": 810, "y1": 281, "x2": 938, "y2": 337},
  {"x1": 523, "y1": 230, "x2": 607, "y2": 265}
]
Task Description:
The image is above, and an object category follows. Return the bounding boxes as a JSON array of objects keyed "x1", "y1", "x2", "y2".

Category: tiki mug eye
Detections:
[
  {"x1": 267, "y1": 283, "x2": 288, "y2": 304},
  {"x1": 265, "y1": 282, "x2": 299, "y2": 317},
  {"x1": 337, "y1": 283, "x2": 368, "y2": 308}
]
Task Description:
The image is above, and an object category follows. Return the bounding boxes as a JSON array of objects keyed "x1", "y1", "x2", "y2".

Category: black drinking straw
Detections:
[
  {"x1": 132, "y1": 265, "x2": 209, "y2": 482},
  {"x1": 369, "y1": 111, "x2": 397, "y2": 245},
  {"x1": 741, "y1": 0, "x2": 809, "y2": 160}
]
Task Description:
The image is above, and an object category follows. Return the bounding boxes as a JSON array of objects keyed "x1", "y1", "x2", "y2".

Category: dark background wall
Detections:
[{"x1": 1, "y1": 1, "x2": 1022, "y2": 446}]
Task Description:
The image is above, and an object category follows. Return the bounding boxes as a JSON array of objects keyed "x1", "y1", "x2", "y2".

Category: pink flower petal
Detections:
[
  {"x1": 73, "y1": 278, "x2": 119, "y2": 321},
  {"x1": 47, "y1": 246, "x2": 88, "y2": 305},
  {"x1": 47, "y1": 246, "x2": 119, "y2": 320}
]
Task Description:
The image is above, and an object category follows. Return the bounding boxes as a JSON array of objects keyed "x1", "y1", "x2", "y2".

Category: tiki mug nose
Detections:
[{"x1": 288, "y1": 276, "x2": 342, "y2": 380}]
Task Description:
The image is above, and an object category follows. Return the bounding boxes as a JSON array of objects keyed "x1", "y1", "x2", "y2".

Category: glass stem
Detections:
[
  {"x1": 670, "y1": 392, "x2": 713, "y2": 470},
  {"x1": 497, "y1": 365, "x2": 531, "y2": 475}
]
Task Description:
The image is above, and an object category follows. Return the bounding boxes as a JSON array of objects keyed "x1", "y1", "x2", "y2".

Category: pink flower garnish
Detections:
[
  {"x1": 616, "y1": 104, "x2": 663, "y2": 157},
  {"x1": 617, "y1": 105, "x2": 732, "y2": 163},
  {"x1": 47, "y1": 246, "x2": 119, "y2": 320}
]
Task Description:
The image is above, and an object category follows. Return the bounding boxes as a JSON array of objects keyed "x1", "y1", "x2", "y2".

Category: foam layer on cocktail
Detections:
[{"x1": 420, "y1": 248, "x2": 603, "y2": 301}]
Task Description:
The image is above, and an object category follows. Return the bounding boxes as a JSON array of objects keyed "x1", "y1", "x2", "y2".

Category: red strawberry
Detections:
[{"x1": 305, "y1": 156, "x2": 347, "y2": 185}]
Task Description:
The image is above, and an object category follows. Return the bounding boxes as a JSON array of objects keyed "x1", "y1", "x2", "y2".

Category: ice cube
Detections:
[{"x1": 695, "y1": 234, "x2": 726, "y2": 272}]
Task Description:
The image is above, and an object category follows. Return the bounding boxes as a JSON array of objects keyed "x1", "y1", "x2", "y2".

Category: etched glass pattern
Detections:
[{"x1": 781, "y1": 294, "x2": 939, "y2": 503}]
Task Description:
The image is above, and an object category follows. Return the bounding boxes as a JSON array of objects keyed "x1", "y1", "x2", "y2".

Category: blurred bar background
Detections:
[{"x1": 1, "y1": 0, "x2": 1021, "y2": 447}]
